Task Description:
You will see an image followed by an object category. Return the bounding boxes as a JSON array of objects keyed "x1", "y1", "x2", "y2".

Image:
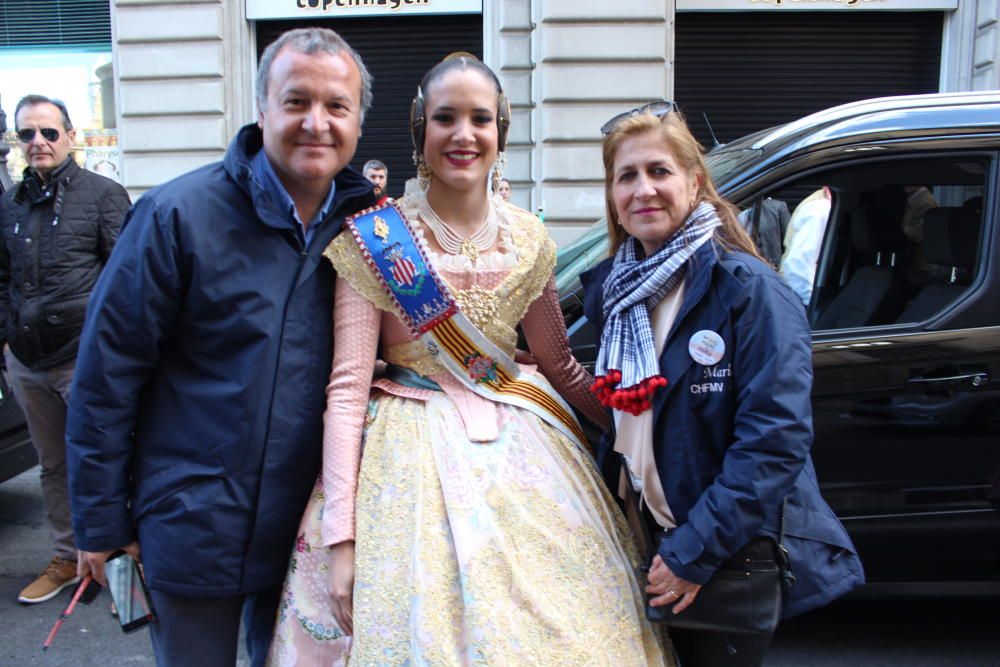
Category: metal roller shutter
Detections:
[
  {"x1": 0, "y1": 0, "x2": 111, "y2": 49},
  {"x1": 676, "y1": 11, "x2": 943, "y2": 148},
  {"x1": 257, "y1": 16, "x2": 482, "y2": 199}
]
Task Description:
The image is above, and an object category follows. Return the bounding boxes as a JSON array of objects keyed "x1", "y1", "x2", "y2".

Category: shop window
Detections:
[
  {"x1": 746, "y1": 157, "x2": 987, "y2": 330},
  {"x1": 0, "y1": 50, "x2": 119, "y2": 185},
  {"x1": 1, "y1": 0, "x2": 117, "y2": 186}
]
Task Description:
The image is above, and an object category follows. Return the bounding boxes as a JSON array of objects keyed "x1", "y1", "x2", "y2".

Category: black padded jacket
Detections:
[{"x1": 0, "y1": 158, "x2": 130, "y2": 370}]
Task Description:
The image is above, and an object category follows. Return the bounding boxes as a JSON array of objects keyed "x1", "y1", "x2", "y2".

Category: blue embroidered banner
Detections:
[{"x1": 345, "y1": 202, "x2": 456, "y2": 334}]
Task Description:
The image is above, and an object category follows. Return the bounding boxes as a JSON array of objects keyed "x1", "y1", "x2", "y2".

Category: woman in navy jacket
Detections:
[{"x1": 582, "y1": 107, "x2": 863, "y2": 666}]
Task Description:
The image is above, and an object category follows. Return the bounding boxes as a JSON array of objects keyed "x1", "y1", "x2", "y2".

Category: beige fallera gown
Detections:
[{"x1": 266, "y1": 191, "x2": 671, "y2": 667}]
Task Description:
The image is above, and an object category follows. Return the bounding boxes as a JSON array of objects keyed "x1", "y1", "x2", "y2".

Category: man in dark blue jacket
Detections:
[{"x1": 66, "y1": 28, "x2": 375, "y2": 666}]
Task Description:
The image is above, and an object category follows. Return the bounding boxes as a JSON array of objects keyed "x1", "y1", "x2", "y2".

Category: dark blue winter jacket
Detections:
[
  {"x1": 66, "y1": 124, "x2": 374, "y2": 596},
  {"x1": 582, "y1": 241, "x2": 864, "y2": 618}
]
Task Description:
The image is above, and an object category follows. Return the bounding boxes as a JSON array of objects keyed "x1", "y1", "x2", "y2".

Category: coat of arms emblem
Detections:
[{"x1": 383, "y1": 242, "x2": 421, "y2": 289}]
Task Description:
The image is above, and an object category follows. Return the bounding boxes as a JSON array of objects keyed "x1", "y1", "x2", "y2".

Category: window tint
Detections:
[{"x1": 751, "y1": 158, "x2": 987, "y2": 330}]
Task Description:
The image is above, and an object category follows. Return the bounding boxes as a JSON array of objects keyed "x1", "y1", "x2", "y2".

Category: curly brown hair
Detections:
[{"x1": 602, "y1": 111, "x2": 761, "y2": 259}]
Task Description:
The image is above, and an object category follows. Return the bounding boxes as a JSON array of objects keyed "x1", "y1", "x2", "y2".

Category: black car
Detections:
[
  {"x1": 558, "y1": 91, "x2": 1000, "y2": 595},
  {"x1": 0, "y1": 371, "x2": 34, "y2": 484},
  {"x1": 0, "y1": 130, "x2": 35, "y2": 484}
]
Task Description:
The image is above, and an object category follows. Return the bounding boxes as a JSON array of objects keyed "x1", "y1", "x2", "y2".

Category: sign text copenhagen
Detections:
[{"x1": 246, "y1": 0, "x2": 482, "y2": 20}]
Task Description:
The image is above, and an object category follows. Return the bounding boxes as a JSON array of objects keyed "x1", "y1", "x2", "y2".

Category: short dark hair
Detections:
[
  {"x1": 14, "y1": 94, "x2": 73, "y2": 131},
  {"x1": 256, "y1": 28, "x2": 373, "y2": 122},
  {"x1": 363, "y1": 159, "x2": 387, "y2": 175}
]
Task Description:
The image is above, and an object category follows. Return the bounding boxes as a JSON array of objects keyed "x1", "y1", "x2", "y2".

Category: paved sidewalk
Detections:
[{"x1": 0, "y1": 466, "x2": 249, "y2": 667}]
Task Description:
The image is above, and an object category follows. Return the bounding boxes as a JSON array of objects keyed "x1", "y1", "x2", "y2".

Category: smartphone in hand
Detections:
[{"x1": 104, "y1": 551, "x2": 156, "y2": 633}]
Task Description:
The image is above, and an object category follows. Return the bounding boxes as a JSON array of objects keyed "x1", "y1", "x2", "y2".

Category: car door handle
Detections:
[{"x1": 907, "y1": 372, "x2": 990, "y2": 388}]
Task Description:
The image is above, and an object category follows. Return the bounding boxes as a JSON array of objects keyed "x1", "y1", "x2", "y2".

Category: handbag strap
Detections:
[{"x1": 777, "y1": 497, "x2": 797, "y2": 586}]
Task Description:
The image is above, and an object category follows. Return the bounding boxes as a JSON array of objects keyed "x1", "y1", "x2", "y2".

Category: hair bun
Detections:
[{"x1": 442, "y1": 51, "x2": 480, "y2": 63}]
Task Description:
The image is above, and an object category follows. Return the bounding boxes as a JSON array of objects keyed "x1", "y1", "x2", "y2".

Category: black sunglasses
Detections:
[
  {"x1": 600, "y1": 101, "x2": 679, "y2": 136},
  {"x1": 17, "y1": 127, "x2": 61, "y2": 143}
]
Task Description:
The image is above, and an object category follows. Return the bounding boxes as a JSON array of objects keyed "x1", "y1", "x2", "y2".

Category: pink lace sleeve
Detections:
[
  {"x1": 321, "y1": 275, "x2": 381, "y2": 547},
  {"x1": 521, "y1": 277, "x2": 610, "y2": 430}
]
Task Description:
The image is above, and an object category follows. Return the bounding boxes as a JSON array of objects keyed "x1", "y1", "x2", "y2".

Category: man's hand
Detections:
[
  {"x1": 328, "y1": 541, "x2": 356, "y2": 636},
  {"x1": 646, "y1": 553, "x2": 702, "y2": 614},
  {"x1": 78, "y1": 542, "x2": 140, "y2": 586}
]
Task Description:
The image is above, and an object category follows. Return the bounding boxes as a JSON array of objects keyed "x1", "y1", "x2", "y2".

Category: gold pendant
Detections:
[
  {"x1": 460, "y1": 238, "x2": 479, "y2": 262},
  {"x1": 373, "y1": 215, "x2": 390, "y2": 243}
]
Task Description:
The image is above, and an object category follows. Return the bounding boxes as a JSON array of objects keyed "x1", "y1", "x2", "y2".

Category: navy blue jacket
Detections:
[
  {"x1": 582, "y1": 241, "x2": 864, "y2": 618},
  {"x1": 66, "y1": 124, "x2": 374, "y2": 596}
]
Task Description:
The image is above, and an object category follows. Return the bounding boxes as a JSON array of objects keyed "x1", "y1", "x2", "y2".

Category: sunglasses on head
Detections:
[
  {"x1": 600, "y1": 100, "x2": 679, "y2": 136},
  {"x1": 17, "y1": 127, "x2": 61, "y2": 143}
]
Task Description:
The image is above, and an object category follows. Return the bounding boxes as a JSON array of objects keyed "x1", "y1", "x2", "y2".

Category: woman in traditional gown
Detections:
[{"x1": 266, "y1": 53, "x2": 670, "y2": 667}]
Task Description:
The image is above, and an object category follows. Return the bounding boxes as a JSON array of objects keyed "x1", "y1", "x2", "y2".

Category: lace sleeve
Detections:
[
  {"x1": 521, "y1": 277, "x2": 610, "y2": 430},
  {"x1": 321, "y1": 275, "x2": 381, "y2": 547},
  {"x1": 323, "y1": 232, "x2": 398, "y2": 315}
]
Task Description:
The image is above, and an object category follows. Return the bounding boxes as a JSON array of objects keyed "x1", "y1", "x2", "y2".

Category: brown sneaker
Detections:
[{"x1": 17, "y1": 557, "x2": 80, "y2": 604}]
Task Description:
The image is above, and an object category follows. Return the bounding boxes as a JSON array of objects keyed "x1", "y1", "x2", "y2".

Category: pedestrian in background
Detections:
[
  {"x1": 362, "y1": 158, "x2": 389, "y2": 203},
  {"x1": 780, "y1": 186, "x2": 832, "y2": 306},
  {"x1": 0, "y1": 94, "x2": 129, "y2": 605},
  {"x1": 583, "y1": 106, "x2": 864, "y2": 667},
  {"x1": 496, "y1": 176, "x2": 511, "y2": 201},
  {"x1": 65, "y1": 28, "x2": 374, "y2": 667}
]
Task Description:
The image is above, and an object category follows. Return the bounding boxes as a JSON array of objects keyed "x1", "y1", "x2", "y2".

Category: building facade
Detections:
[{"x1": 23, "y1": 0, "x2": 1000, "y2": 243}]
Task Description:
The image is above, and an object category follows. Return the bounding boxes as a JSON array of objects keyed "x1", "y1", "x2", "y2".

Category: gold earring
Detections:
[
  {"x1": 414, "y1": 152, "x2": 432, "y2": 190},
  {"x1": 491, "y1": 151, "x2": 507, "y2": 194}
]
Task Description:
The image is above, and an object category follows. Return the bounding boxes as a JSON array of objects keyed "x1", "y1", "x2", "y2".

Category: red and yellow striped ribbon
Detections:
[{"x1": 432, "y1": 317, "x2": 588, "y2": 446}]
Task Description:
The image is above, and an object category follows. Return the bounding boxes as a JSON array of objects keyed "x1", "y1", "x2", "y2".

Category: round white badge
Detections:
[{"x1": 688, "y1": 330, "x2": 726, "y2": 366}]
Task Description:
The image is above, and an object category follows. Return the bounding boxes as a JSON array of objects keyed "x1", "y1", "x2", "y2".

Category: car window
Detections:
[{"x1": 749, "y1": 157, "x2": 988, "y2": 331}]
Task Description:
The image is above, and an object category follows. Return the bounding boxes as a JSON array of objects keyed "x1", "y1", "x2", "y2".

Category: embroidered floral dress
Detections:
[{"x1": 266, "y1": 192, "x2": 670, "y2": 667}]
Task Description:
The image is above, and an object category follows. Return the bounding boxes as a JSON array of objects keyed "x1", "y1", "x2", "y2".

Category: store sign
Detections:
[
  {"x1": 247, "y1": 0, "x2": 482, "y2": 19},
  {"x1": 678, "y1": 0, "x2": 957, "y2": 9}
]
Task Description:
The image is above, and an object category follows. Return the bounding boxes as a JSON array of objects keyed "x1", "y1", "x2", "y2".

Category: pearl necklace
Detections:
[{"x1": 418, "y1": 196, "x2": 499, "y2": 262}]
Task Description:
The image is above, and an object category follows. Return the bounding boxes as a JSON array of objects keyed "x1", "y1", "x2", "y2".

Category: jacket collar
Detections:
[
  {"x1": 15, "y1": 157, "x2": 78, "y2": 205},
  {"x1": 222, "y1": 123, "x2": 374, "y2": 238},
  {"x1": 665, "y1": 241, "x2": 722, "y2": 347}
]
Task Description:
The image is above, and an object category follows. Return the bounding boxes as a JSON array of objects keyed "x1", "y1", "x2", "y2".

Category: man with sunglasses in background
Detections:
[{"x1": 0, "y1": 94, "x2": 130, "y2": 605}]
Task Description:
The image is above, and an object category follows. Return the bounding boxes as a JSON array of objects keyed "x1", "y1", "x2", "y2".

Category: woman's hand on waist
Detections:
[{"x1": 646, "y1": 553, "x2": 702, "y2": 614}]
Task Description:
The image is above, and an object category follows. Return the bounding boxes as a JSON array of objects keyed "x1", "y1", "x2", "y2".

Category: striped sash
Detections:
[{"x1": 343, "y1": 201, "x2": 588, "y2": 450}]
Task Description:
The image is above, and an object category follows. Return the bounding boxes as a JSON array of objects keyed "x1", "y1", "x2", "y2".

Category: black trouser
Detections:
[{"x1": 670, "y1": 626, "x2": 774, "y2": 667}]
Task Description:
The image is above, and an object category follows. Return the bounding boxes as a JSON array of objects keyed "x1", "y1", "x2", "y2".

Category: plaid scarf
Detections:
[{"x1": 592, "y1": 202, "x2": 721, "y2": 414}]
